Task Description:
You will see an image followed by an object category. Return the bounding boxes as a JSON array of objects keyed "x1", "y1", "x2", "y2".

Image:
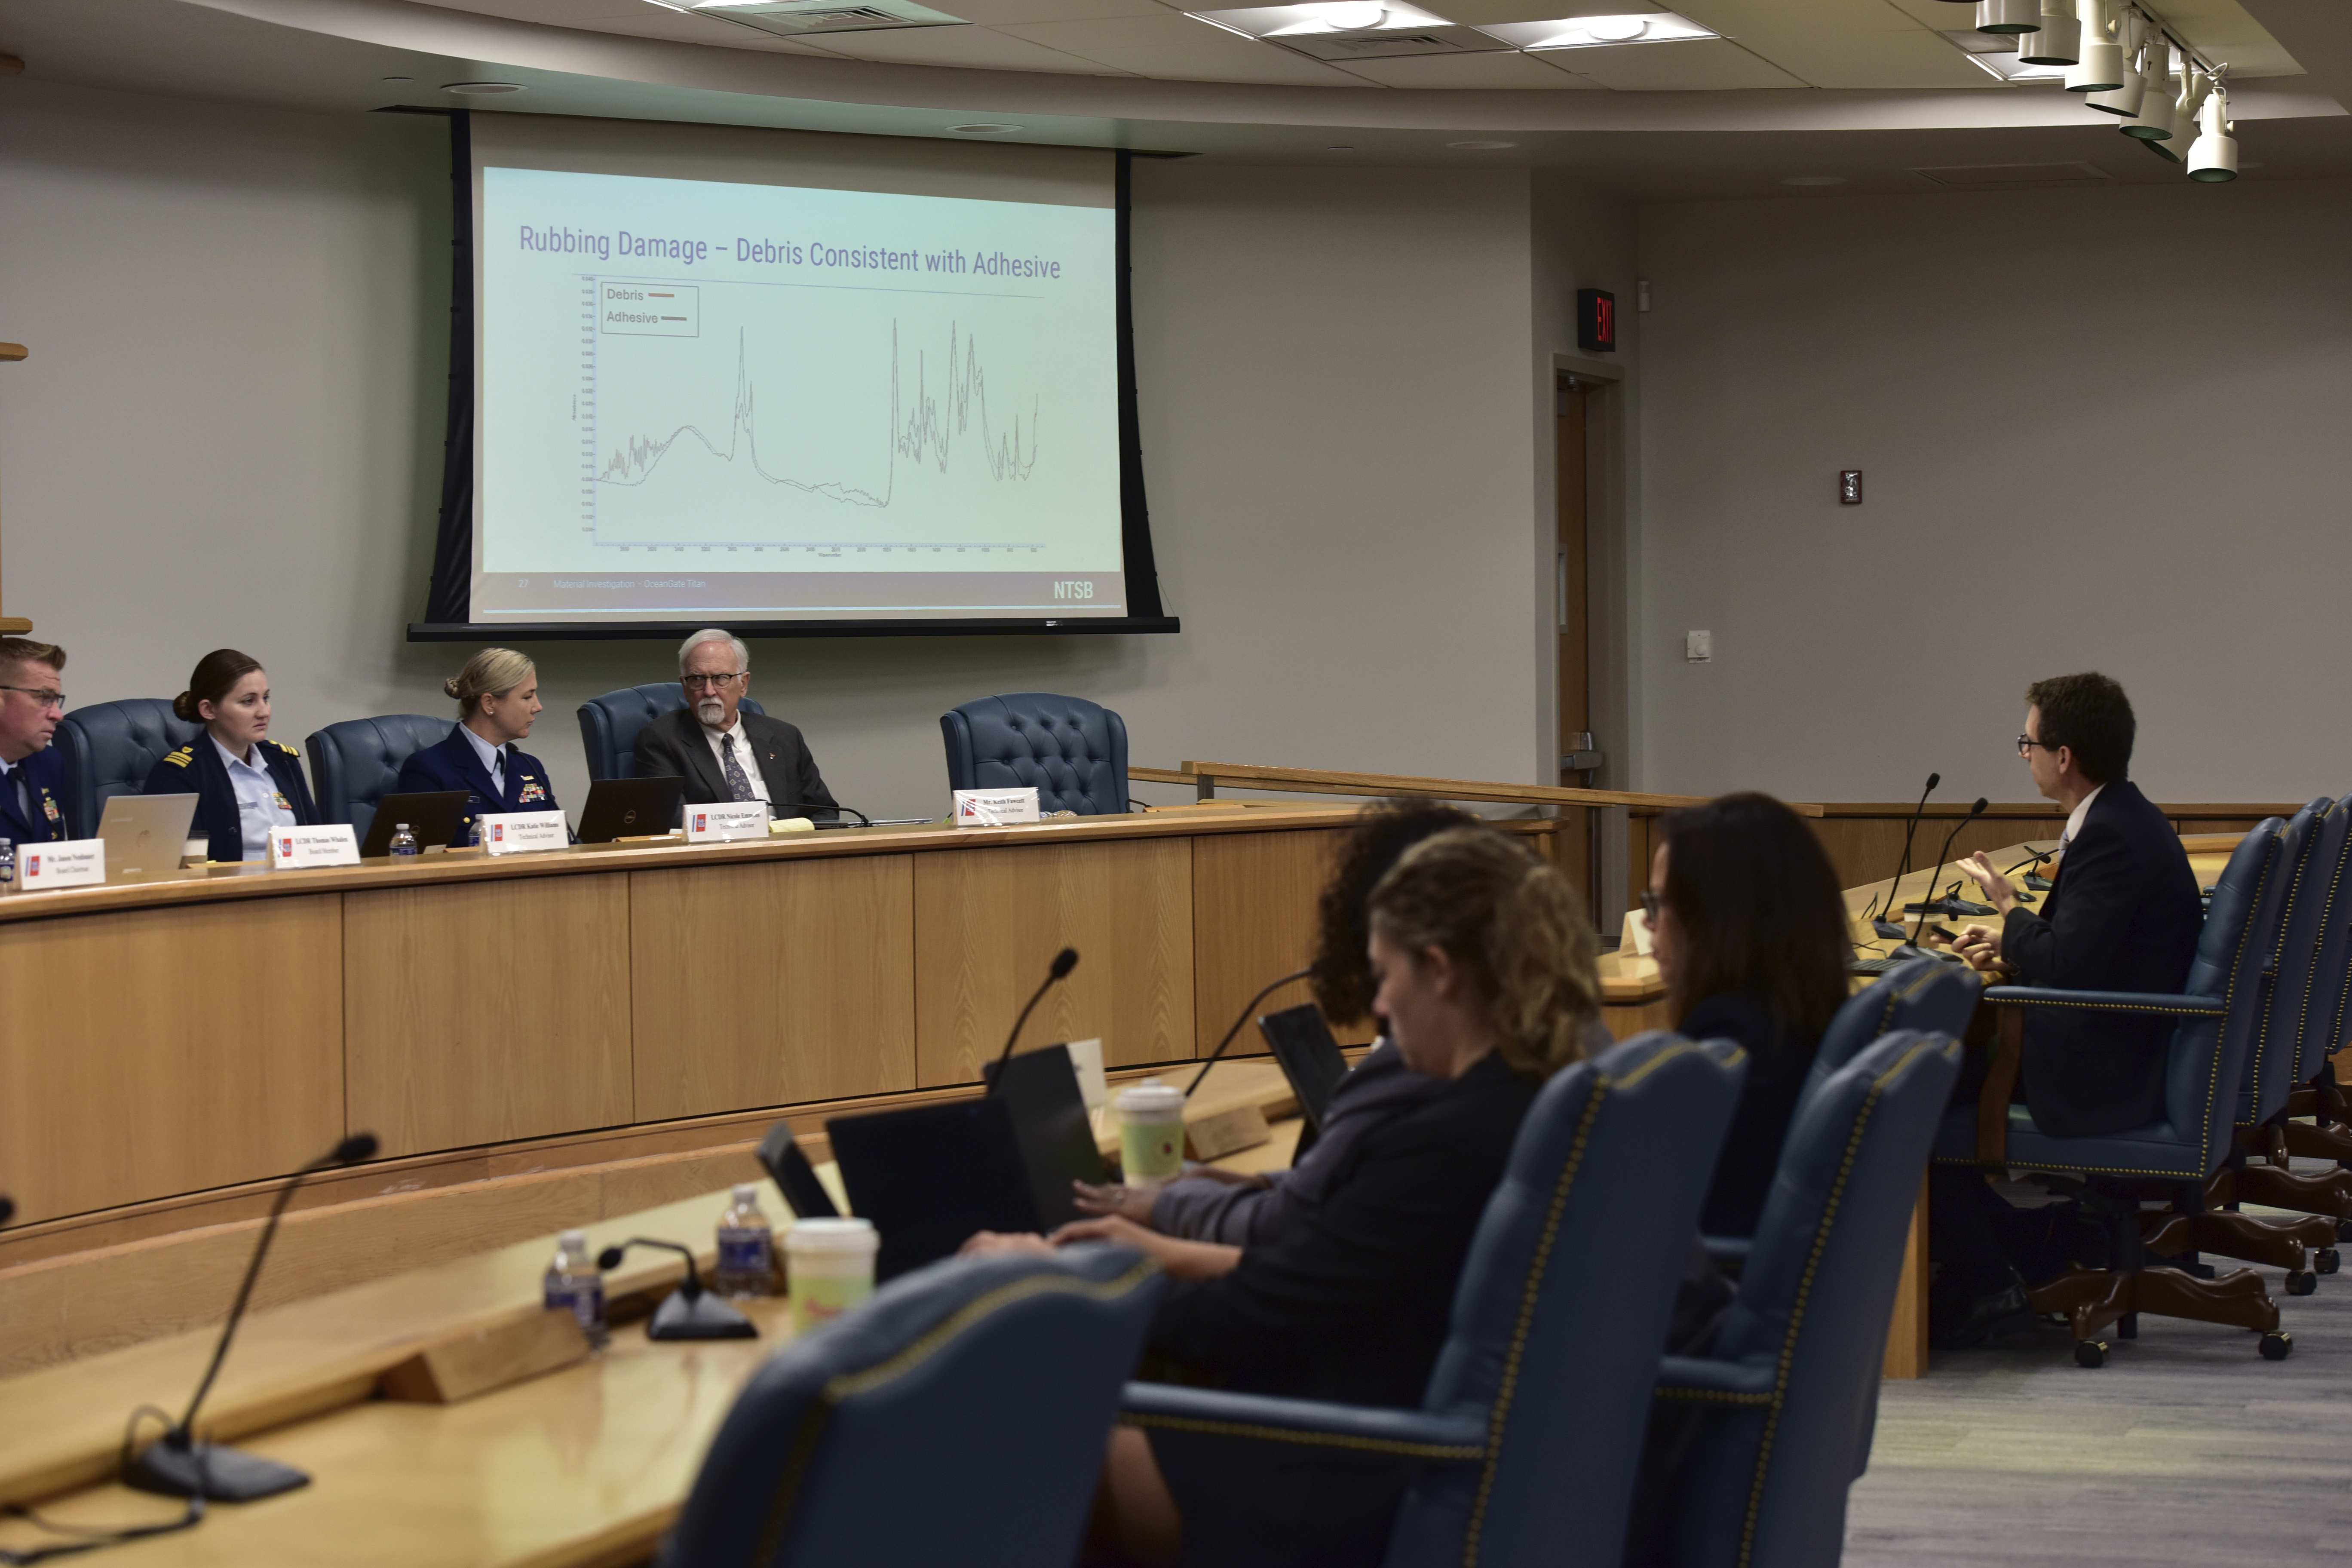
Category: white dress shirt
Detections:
[
  {"x1": 457, "y1": 724, "x2": 507, "y2": 798},
  {"x1": 700, "y1": 715, "x2": 771, "y2": 804},
  {"x1": 2058, "y1": 782, "x2": 2106, "y2": 855},
  {"x1": 214, "y1": 734, "x2": 296, "y2": 862}
]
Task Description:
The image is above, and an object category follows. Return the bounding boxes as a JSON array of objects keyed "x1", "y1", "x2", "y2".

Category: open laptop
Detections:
[
  {"x1": 358, "y1": 792, "x2": 470, "y2": 858},
  {"x1": 576, "y1": 776, "x2": 686, "y2": 844},
  {"x1": 96, "y1": 793, "x2": 199, "y2": 876},
  {"x1": 755, "y1": 1121, "x2": 840, "y2": 1221},
  {"x1": 828, "y1": 1044, "x2": 1108, "y2": 1280},
  {"x1": 1257, "y1": 1003, "x2": 1353, "y2": 1139}
]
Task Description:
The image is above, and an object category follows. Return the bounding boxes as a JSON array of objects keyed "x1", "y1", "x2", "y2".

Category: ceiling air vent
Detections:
[
  {"x1": 692, "y1": 0, "x2": 966, "y2": 36},
  {"x1": 1910, "y1": 161, "x2": 2111, "y2": 187},
  {"x1": 1276, "y1": 24, "x2": 1507, "y2": 59}
]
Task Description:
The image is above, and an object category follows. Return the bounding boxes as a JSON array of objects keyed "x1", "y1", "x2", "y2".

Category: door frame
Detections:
[{"x1": 1547, "y1": 352, "x2": 1631, "y2": 934}]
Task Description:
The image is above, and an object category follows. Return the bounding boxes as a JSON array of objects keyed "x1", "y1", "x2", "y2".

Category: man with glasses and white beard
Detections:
[
  {"x1": 0, "y1": 637, "x2": 71, "y2": 847},
  {"x1": 631, "y1": 629, "x2": 839, "y2": 822}
]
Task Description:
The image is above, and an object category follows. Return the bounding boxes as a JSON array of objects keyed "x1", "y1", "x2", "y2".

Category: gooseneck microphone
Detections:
[
  {"x1": 595, "y1": 1238, "x2": 757, "y2": 1340},
  {"x1": 126, "y1": 1133, "x2": 379, "y2": 1503},
  {"x1": 767, "y1": 800, "x2": 871, "y2": 828},
  {"x1": 1869, "y1": 771, "x2": 1941, "y2": 936},
  {"x1": 1185, "y1": 967, "x2": 1318, "y2": 1097},
  {"x1": 987, "y1": 948, "x2": 1079, "y2": 1094},
  {"x1": 1907, "y1": 798, "x2": 1989, "y2": 948}
]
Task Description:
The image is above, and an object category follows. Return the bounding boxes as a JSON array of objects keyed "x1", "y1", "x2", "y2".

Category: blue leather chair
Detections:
[
  {"x1": 941, "y1": 693, "x2": 1128, "y2": 815},
  {"x1": 305, "y1": 715, "x2": 456, "y2": 844},
  {"x1": 54, "y1": 699, "x2": 203, "y2": 838},
  {"x1": 2271, "y1": 796, "x2": 2352, "y2": 1201},
  {"x1": 658, "y1": 1246, "x2": 1162, "y2": 1568},
  {"x1": 1704, "y1": 957, "x2": 1978, "y2": 1273},
  {"x1": 577, "y1": 683, "x2": 764, "y2": 782},
  {"x1": 1655, "y1": 1029, "x2": 1962, "y2": 1568},
  {"x1": 1123, "y1": 1032, "x2": 1748, "y2": 1568},
  {"x1": 1932, "y1": 818, "x2": 2298, "y2": 1363}
]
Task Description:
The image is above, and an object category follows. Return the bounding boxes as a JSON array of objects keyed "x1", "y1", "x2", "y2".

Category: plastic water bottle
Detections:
[
  {"x1": 543, "y1": 1229, "x2": 606, "y2": 1337},
  {"x1": 0, "y1": 838, "x2": 14, "y2": 893},
  {"x1": 714, "y1": 1183, "x2": 775, "y2": 1298},
  {"x1": 388, "y1": 822, "x2": 419, "y2": 861},
  {"x1": 467, "y1": 818, "x2": 483, "y2": 850}
]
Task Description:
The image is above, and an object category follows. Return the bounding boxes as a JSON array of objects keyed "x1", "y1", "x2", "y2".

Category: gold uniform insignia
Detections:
[
  {"x1": 275, "y1": 741, "x2": 300, "y2": 756},
  {"x1": 163, "y1": 747, "x2": 192, "y2": 768}
]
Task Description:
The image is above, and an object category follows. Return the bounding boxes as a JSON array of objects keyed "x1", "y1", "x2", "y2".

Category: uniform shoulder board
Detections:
[
  {"x1": 274, "y1": 740, "x2": 301, "y2": 756},
  {"x1": 163, "y1": 746, "x2": 193, "y2": 768}
]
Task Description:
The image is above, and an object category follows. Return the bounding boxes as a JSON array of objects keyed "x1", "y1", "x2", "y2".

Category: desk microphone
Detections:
[
  {"x1": 1904, "y1": 798, "x2": 1988, "y2": 948},
  {"x1": 126, "y1": 1133, "x2": 378, "y2": 1503},
  {"x1": 1869, "y1": 772, "x2": 1940, "y2": 938},
  {"x1": 767, "y1": 800, "x2": 871, "y2": 828},
  {"x1": 595, "y1": 1239, "x2": 757, "y2": 1340},
  {"x1": 987, "y1": 948, "x2": 1079, "y2": 1093},
  {"x1": 1185, "y1": 966, "x2": 1318, "y2": 1097}
]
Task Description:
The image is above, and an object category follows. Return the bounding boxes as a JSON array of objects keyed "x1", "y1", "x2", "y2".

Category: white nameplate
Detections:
[
  {"x1": 481, "y1": 812, "x2": 568, "y2": 856},
  {"x1": 270, "y1": 825, "x2": 360, "y2": 870},
  {"x1": 21, "y1": 839, "x2": 104, "y2": 891},
  {"x1": 954, "y1": 787, "x2": 1041, "y2": 826},
  {"x1": 686, "y1": 802, "x2": 771, "y2": 842}
]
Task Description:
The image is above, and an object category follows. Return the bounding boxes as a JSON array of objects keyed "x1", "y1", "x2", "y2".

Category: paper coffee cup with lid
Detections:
[
  {"x1": 1116, "y1": 1078, "x2": 1187, "y2": 1189},
  {"x1": 785, "y1": 1217, "x2": 879, "y2": 1337}
]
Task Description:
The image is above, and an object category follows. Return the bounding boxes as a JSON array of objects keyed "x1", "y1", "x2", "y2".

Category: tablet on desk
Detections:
[
  {"x1": 1257, "y1": 1003, "x2": 1352, "y2": 1138},
  {"x1": 576, "y1": 776, "x2": 686, "y2": 844},
  {"x1": 359, "y1": 792, "x2": 470, "y2": 857}
]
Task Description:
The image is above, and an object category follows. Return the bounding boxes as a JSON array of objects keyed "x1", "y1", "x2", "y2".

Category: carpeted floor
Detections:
[{"x1": 1847, "y1": 1202, "x2": 2352, "y2": 1565}]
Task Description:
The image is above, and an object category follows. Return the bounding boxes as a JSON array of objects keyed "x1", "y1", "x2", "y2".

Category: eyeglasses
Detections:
[
  {"x1": 1639, "y1": 888, "x2": 1664, "y2": 926},
  {"x1": 0, "y1": 685, "x2": 66, "y2": 711},
  {"x1": 2016, "y1": 734, "x2": 2063, "y2": 758},
  {"x1": 681, "y1": 673, "x2": 745, "y2": 690}
]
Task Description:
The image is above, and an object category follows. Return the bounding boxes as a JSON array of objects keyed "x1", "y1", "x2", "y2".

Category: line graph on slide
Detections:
[{"x1": 578, "y1": 274, "x2": 1071, "y2": 555}]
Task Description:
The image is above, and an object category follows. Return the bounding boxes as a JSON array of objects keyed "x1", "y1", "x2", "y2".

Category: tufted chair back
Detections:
[
  {"x1": 1801, "y1": 957, "x2": 1979, "y2": 1107},
  {"x1": 2169, "y1": 817, "x2": 2285, "y2": 1147},
  {"x1": 659, "y1": 1246, "x2": 1162, "y2": 1568},
  {"x1": 578, "y1": 683, "x2": 765, "y2": 782},
  {"x1": 306, "y1": 716, "x2": 457, "y2": 844},
  {"x1": 2239, "y1": 801, "x2": 2331, "y2": 1126},
  {"x1": 940, "y1": 693, "x2": 1128, "y2": 816},
  {"x1": 55, "y1": 699, "x2": 203, "y2": 838}
]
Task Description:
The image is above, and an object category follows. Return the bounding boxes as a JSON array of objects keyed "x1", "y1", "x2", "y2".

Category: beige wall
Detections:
[
  {"x1": 0, "y1": 81, "x2": 1558, "y2": 822},
  {"x1": 1634, "y1": 178, "x2": 2352, "y2": 806}
]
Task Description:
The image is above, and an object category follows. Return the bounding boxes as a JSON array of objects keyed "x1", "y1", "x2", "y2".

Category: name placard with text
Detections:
[
  {"x1": 686, "y1": 803, "x2": 771, "y2": 843},
  {"x1": 482, "y1": 813, "x2": 568, "y2": 856},
  {"x1": 271, "y1": 825, "x2": 362, "y2": 870},
  {"x1": 954, "y1": 788, "x2": 1041, "y2": 826},
  {"x1": 20, "y1": 839, "x2": 105, "y2": 891}
]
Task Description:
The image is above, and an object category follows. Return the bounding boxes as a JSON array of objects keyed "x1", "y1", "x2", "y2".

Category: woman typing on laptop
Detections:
[
  {"x1": 966, "y1": 825, "x2": 1602, "y2": 1566},
  {"x1": 142, "y1": 649, "x2": 318, "y2": 862}
]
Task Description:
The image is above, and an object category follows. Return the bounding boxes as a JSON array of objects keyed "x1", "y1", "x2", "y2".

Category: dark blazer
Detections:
[
  {"x1": 141, "y1": 735, "x2": 318, "y2": 862},
  {"x1": 392, "y1": 728, "x2": 561, "y2": 848},
  {"x1": 0, "y1": 745, "x2": 70, "y2": 846},
  {"x1": 1999, "y1": 777, "x2": 2204, "y2": 1137},
  {"x1": 1681, "y1": 991, "x2": 1815, "y2": 1240},
  {"x1": 631, "y1": 707, "x2": 837, "y2": 821}
]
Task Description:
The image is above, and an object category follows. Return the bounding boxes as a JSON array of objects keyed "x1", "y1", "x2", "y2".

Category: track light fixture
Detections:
[
  {"x1": 2186, "y1": 83, "x2": 2238, "y2": 181},
  {"x1": 2119, "y1": 44, "x2": 2177, "y2": 137},
  {"x1": 1975, "y1": 0, "x2": 2041, "y2": 35},
  {"x1": 2064, "y1": 0, "x2": 2124, "y2": 92},
  {"x1": 2086, "y1": 10, "x2": 2145, "y2": 112},
  {"x1": 2018, "y1": 0, "x2": 2078, "y2": 63}
]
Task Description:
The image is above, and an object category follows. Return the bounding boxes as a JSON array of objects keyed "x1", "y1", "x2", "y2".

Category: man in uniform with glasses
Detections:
[
  {"x1": 0, "y1": 636, "x2": 71, "y2": 847},
  {"x1": 632, "y1": 628, "x2": 839, "y2": 822},
  {"x1": 1949, "y1": 672, "x2": 2202, "y2": 1138}
]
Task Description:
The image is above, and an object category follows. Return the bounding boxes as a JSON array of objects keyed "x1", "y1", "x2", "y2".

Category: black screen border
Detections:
[{"x1": 410, "y1": 111, "x2": 1176, "y2": 641}]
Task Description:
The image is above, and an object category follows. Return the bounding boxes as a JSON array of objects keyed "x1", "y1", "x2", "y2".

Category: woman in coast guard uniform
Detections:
[
  {"x1": 395, "y1": 648, "x2": 562, "y2": 847},
  {"x1": 142, "y1": 649, "x2": 319, "y2": 862}
]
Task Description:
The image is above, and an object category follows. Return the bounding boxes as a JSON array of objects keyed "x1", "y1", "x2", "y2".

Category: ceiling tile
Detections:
[
  {"x1": 926, "y1": 0, "x2": 1177, "y2": 24},
  {"x1": 801, "y1": 22, "x2": 1135, "y2": 69},
  {"x1": 1728, "y1": 26, "x2": 1996, "y2": 86},
  {"x1": 994, "y1": 15, "x2": 1373, "y2": 80},
  {"x1": 1546, "y1": 35, "x2": 1806, "y2": 86},
  {"x1": 1877, "y1": 0, "x2": 1985, "y2": 27},
  {"x1": 574, "y1": 9, "x2": 846, "y2": 48},
  {"x1": 1677, "y1": 0, "x2": 1928, "y2": 28},
  {"x1": 1414, "y1": 0, "x2": 1664, "y2": 18},
  {"x1": 1333, "y1": 49, "x2": 1609, "y2": 83}
]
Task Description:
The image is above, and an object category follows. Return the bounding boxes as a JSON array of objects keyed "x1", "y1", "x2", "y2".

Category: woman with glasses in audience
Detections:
[
  {"x1": 143, "y1": 649, "x2": 319, "y2": 862},
  {"x1": 394, "y1": 648, "x2": 561, "y2": 847},
  {"x1": 970, "y1": 825, "x2": 1608, "y2": 1566},
  {"x1": 1641, "y1": 791, "x2": 1853, "y2": 1240}
]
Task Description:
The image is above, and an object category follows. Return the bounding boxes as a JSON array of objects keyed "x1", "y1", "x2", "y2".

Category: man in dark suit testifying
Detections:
[
  {"x1": 1950, "y1": 672, "x2": 2203, "y2": 1137},
  {"x1": 632, "y1": 629, "x2": 839, "y2": 821}
]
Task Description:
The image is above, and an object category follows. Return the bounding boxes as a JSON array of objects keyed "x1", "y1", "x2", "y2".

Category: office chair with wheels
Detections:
[
  {"x1": 1705, "y1": 958, "x2": 1978, "y2": 1274},
  {"x1": 659, "y1": 1246, "x2": 1162, "y2": 1568},
  {"x1": 305, "y1": 716, "x2": 456, "y2": 846},
  {"x1": 1932, "y1": 818, "x2": 2299, "y2": 1363},
  {"x1": 1656, "y1": 1029, "x2": 1962, "y2": 1568},
  {"x1": 941, "y1": 693, "x2": 1128, "y2": 815},
  {"x1": 1122, "y1": 1031, "x2": 1748, "y2": 1568},
  {"x1": 577, "y1": 683, "x2": 764, "y2": 781},
  {"x1": 54, "y1": 699, "x2": 202, "y2": 838},
  {"x1": 2273, "y1": 794, "x2": 2352, "y2": 1210}
]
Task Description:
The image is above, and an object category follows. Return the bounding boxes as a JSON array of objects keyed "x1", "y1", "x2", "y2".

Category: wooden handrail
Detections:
[{"x1": 1132, "y1": 760, "x2": 1823, "y2": 816}]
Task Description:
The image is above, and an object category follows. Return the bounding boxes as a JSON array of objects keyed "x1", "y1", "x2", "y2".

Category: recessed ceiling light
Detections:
[
  {"x1": 1448, "y1": 140, "x2": 1517, "y2": 150},
  {"x1": 442, "y1": 81, "x2": 525, "y2": 94},
  {"x1": 947, "y1": 123, "x2": 1024, "y2": 134},
  {"x1": 1781, "y1": 175, "x2": 1846, "y2": 186},
  {"x1": 1312, "y1": 0, "x2": 1386, "y2": 28},
  {"x1": 1477, "y1": 10, "x2": 1713, "y2": 50}
]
